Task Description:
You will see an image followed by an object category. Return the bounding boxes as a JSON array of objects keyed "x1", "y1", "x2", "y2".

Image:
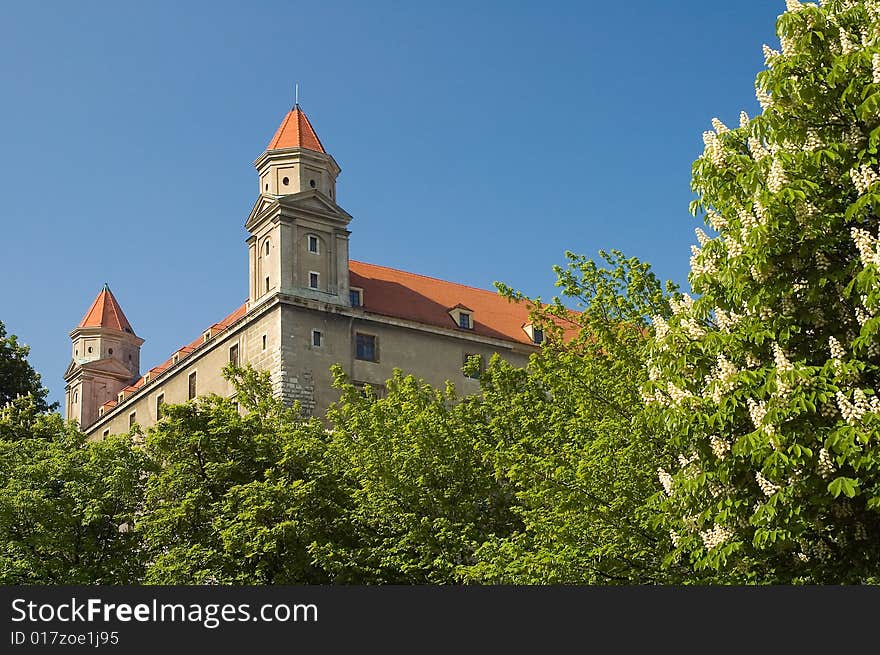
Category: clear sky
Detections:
[{"x1": 0, "y1": 1, "x2": 782, "y2": 407}]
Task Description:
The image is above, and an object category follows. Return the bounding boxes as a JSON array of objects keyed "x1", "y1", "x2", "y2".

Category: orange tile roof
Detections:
[
  {"x1": 129, "y1": 303, "x2": 247, "y2": 390},
  {"x1": 349, "y1": 260, "x2": 558, "y2": 346},
  {"x1": 266, "y1": 106, "x2": 326, "y2": 153},
  {"x1": 78, "y1": 284, "x2": 136, "y2": 334}
]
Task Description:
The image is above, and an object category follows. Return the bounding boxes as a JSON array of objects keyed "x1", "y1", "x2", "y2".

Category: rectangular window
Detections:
[
  {"x1": 129, "y1": 411, "x2": 137, "y2": 428},
  {"x1": 533, "y1": 328, "x2": 544, "y2": 344},
  {"x1": 355, "y1": 333, "x2": 377, "y2": 362},
  {"x1": 308, "y1": 235, "x2": 319, "y2": 253},
  {"x1": 350, "y1": 288, "x2": 363, "y2": 307},
  {"x1": 229, "y1": 343, "x2": 240, "y2": 367},
  {"x1": 459, "y1": 313, "x2": 472, "y2": 329},
  {"x1": 309, "y1": 272, "x2": 319, "y2": 289},
  {"x1": 265, "y1": 276, "x2": 270, "y2": 293},
  {"x1": 103, "y1": 429, "x2": 110, "y2": 437},
  {"x1": 312, "y1": 329, "x2": 323, "y2": 347},
  {"x1": 156, "y1": 393, "x2": 165, "y2": 419},
  {"x1": 462, "y1": 352, "x2": 485, "y2": 379},
  {"x1": 188, "y1": 371, "x2": 197, "y2": 400},
  {"x1": 262, "y1": 334, "x2": 267, "y2": 351}
]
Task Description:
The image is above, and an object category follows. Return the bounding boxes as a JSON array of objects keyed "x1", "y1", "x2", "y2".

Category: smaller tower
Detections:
[{"x1": 64, "y1": 285, "x2": 143, "y2": 428}]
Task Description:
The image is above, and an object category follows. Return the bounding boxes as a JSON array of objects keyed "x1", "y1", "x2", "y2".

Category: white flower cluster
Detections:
[
  {"x1": 785, "y1": 0, "x2": 803, "y2": 11},
  {"x1": 738, "y1": 206, "x2": 759, "y2": 232},
  {"x1": 747, "y1": 398, "x2": 769, "y2": 429},
  {"x1": 804, "y1": 128, "x2": 824, "y2": 151},
  {"x1": 748, "y1": 136, "x2": 770, "y2": 160},
  {"x1": 767, "y1": 158, "x2": 787, "y2": 193},
  {"x1": 835, "y1": 388, "x2": 875, "y2": 425},
  {"x1": 669, "y1": 530, "x2": 680, "y2": 547},
  {"x1": 711, "y1": 117, "x2": 728, "y2": 134},
  {"x1": 772, "y1": 343, "x2": 794, "y2": 398},
  {"x1": 851, "y1": 226, "x2": 880, "y2": 268},
  {"x1": 855, "y1": 523, "x2": 867, "y2": 541},
  {"x1": 750, "y1": 265, "x2": 769, "y2": 284},
  {"x1": 700, "y1": 524, "x2": 733, "y2": 550},
  {"x1": 818, "y1": 447, "x2": 835, "y2": 478},
  {"x1": 840, "y1": 27, "x2": 857, "y2": 55},
  {"x1": 690, "y1": 245, "x2": 717, "y2": 278},
  {"x1": 669, "y1": 293, "x2": 694, "y2": 315},
  {"x1": 874, "y1": 53, "x2": 880, "y2": 84},
  {"x1": 710, "y1": 435, "x2": 731, "y2": 459},
  {"x1": 707, "y1": 209, "x2": 727, "y2": 231},
  {"x1": 753, "y1": 198, "x2": 769, "y2": 225},
  {"x1": 815, "y1": 251, "x2": 831, "y2": 271},
  {"x1": 850, "y1": 164, "x2": 879, "y2": 194},
  {"x1": 846, "y1": 125, "x2": 863, "y2": 148},
  {"x1": 703, "y1": 130, "x2": 725, "y2": 167},
  {"x1": 714, "y1": 308, "x2": 740, "y2": 332},
  {"x1": 856, "y1": 306, "x2": 870, "y2": 326},
  {"x1": 681, "y1": 318, "x2": 706, "y2": 340},
  {"x1": 756, "y1": 84, "x2": 773, "y2": 110},
  {"x1": 762, "y1": 44, "x2": 780, "y2": 67},
  {"x1": 829, "y1": 335, "x2": 846, "y2": 360},
  {"x1": 695, "y1": 227, "x2": 710, "y2": 247},
  {"x1": 652, "y1": 315, "x2": 669, "y2": 339},
  {"x1": 667, "y1": 381, "x2": 693, "y2": 406},
  {"x1": 745, "y1": 353, "x2": 760, "y2": 369},
  {"x1": 820, "y1": 400, "x2": 837, "y2": 418},
  {"x1": 756, "y1": 471, "x2": 781, "y2": 496},
  {"x1": 658, "y1": 468, "x2": 674, "y2": 495},
  {"x1": 726, "y1": 236, "x2": 744, "y2": 258},
  {"x1": 739, "y1": 110, "x2": 750, "y2": 129}
]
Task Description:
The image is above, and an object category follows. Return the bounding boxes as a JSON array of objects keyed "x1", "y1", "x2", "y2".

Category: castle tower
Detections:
[
  {"x1": 246, "y1": 104, "x2": 352, "y2": 309},
  {"x1": 64, "y1": 284, "x2": 143, "y2": 427}
]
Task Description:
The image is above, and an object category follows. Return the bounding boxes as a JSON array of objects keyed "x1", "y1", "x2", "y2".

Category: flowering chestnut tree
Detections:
[{"x1": 644, "y1": 0, "x2": 880, "y2": 582}]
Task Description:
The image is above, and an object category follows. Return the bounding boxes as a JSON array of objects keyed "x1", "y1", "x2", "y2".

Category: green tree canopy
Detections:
[
  {"x1": 644, "y1": 0, "x2": 880, "y2": 582},
  {"x1": 0, "y1": 320, "x2": 53, "y2": 413}
]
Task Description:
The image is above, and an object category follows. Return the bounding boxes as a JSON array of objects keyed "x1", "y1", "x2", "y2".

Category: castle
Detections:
[{"x1": 64, "y1": 104, "x2": 545, "y2": 438}]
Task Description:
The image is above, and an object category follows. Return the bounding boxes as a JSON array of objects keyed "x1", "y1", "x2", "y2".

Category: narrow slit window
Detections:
[
  {"x1": 156, "y1": 394, "x2": 165, "y2": 419},
  {"x1": 188, "y1": 371, "x2": 197, "y2": 400},
  {"x1": 229, "y1": 344, "x2": 240, "y2": 366},
  {"x1": 312, "y1": 329, "x2": 323, "y2": 347}
]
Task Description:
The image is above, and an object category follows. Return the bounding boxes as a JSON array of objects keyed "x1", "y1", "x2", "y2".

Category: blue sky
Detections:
[{"x1": 0, "y1": 1, "x2": 782, "y2": 407}]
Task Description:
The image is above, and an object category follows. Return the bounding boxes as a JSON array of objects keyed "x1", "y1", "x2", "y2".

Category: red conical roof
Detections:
[
  {"x1": 78, "y1": 284, "x2": 135, "y2": 334},
  {"x1": 266, "y1": 105, "x2": 326, "y2": 153}
]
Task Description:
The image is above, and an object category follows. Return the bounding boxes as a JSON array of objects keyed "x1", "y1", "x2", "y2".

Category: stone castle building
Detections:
[{"x1": 64, "y1": 104, "x2": 546, "y2": 438}]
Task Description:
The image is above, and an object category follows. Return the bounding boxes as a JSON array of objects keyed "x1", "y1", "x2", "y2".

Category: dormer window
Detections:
[
  {"x1": 308, "y1": 235, "x2": 319, "y2": 254},
  {"x1": 202, "y1": 330, "x2": 212, "y2": 343},
  {"x1": 447, "y1": 305, "x2": 474, "y2": 330},
  {"x1": 523, "y1": 324, "x2": 545, "y2": 344},
  {"x1": 172, "y1": 352, "x2": 180, "y2": 365},
  {"x1": 350, "y1": 287, "x2": 363, "y2": 307}
]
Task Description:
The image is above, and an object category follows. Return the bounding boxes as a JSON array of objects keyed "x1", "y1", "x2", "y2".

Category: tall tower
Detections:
[
  {"x1": 64, "y1": 285, "x2": 143, "y2": 427},
  {"x1": 246, "y1": 104, "x2": 353, "y2": 309}
]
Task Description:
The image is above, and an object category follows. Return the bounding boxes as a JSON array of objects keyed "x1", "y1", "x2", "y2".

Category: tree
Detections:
[
  {"x1": 644, "y1": 0, "x2": 880, "y2": 582},
  {"x1": 0, "y1": 320, "x2": 53, "y2": 413},
  {"x1": 0, "y1": 406, "x2": 147, "y2": 583},
  {"x1": 315, "y1": 368, "x2": 520, "y2": 583},
  {"x1": 139, "y1": 365, "x2": 344, "y2": 584},
  {"x1": 461, "y1": 251, "x2": 685, "y2": 583}
]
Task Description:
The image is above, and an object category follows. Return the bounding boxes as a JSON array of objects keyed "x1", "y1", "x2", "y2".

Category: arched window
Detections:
[{"x1": 264, "y1": 239, "x2": 270, "y2": 256}]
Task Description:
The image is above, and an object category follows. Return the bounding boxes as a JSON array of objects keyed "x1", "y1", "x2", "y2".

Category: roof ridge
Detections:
[{"x1": 350, "y1": 260, "x2": 512, "y2": 300}]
